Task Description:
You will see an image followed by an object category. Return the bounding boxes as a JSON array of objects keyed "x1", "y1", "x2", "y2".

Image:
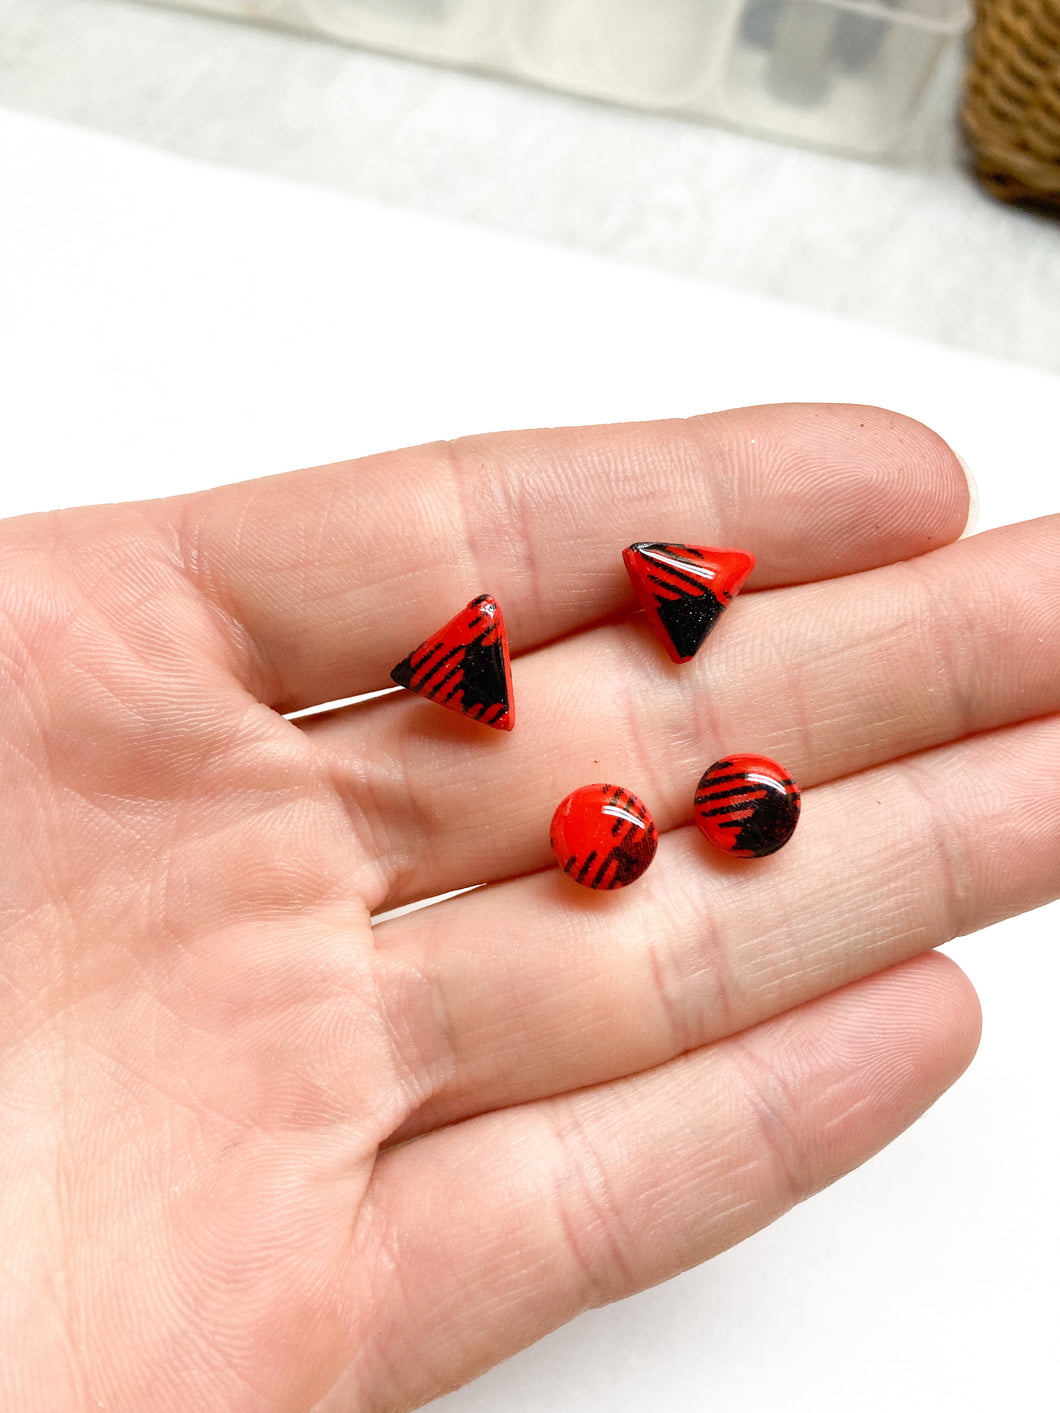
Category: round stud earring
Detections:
[
  {"x1": 551, "y1": 784, "x2": 658, "y2": 890},
  {"x1": 694, "y1": 755, "x2": 800, "y2": 858}
]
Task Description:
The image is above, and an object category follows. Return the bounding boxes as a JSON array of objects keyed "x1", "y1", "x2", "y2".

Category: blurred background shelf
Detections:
[
  {"x1": 138, "y1": 0, "x2": 973, "y2": 158},
  {"x1": 1, "y1": 0, "x2": 1055, "y2": 370}
]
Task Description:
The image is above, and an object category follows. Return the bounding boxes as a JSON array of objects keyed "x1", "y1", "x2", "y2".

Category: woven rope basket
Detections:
[{"x1": 962, "y1": 0, "x2": 1060, "y2": 205}]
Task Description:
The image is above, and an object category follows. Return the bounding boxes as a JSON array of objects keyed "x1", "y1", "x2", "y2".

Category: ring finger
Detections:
[{"x1": 373, "y1": 711, "x2": 1060, "y2": 1139}]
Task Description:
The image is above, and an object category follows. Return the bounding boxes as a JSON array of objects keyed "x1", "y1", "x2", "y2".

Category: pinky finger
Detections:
[{"x1": 351, "y1": 952, "x2": 981, "y2": 1411}]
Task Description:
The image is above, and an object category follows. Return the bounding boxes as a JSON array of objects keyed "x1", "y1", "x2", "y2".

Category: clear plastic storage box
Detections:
[{"x1": 141, "y1": 0, "x2": 973, "y2": 158}]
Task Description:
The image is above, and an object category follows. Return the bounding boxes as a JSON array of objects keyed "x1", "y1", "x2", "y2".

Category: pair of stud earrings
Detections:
[
  {"x1": 389, "y1": 542, "x2": 756, "y2": 730},
  {"x1": 389, "y1": 542, "x2": 801, "y2": 889},
  {"x1": 549, "y1": 758, "x2": 802, "y2": 892}
]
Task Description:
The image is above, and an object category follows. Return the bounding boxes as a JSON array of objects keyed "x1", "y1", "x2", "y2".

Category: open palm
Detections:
[{"x1": 3, "y1": 404, "x2": 1057, "y2": 1412}]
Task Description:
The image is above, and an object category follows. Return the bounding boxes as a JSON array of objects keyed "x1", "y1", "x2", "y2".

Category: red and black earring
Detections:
[
  {"x1": 549, "y1": 541, "x2": 775, "y2": 889},
  {"x1": 550, "y1": 784, "x2": 658, "y2": 890},
  {"x1": 694, "y1": 754, "x2": 801, "y2": 858},
  {"x1": 549, "y1": 754, "x2": 802, "y2": 888},
  {"x1": 550, "y1": 755, "x2": 800, "y2": 888},
  {"x1": 623, "y1": 542, "x2": 755, "y2": 663},
  {"x1": 390, "y1": 594, "x2": 514, "y2": 731}
]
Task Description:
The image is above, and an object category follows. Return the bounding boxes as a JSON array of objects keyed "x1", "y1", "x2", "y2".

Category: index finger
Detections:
[{"x1": 148, "y1": 403, "x2": 971, "y2": 711}]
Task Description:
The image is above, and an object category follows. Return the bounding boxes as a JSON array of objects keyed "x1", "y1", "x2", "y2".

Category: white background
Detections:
[{"x1": 2, "y1": 88, "x2": 1058, "y2": 1413}]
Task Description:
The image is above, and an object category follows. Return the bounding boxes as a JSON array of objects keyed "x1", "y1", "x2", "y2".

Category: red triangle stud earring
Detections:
[
  {"x1": 391, "y1": 594, "x2": 515, "y2": 731},
  {"x1": 622, "y1": 542, "x2": 755, "y2": 663}
]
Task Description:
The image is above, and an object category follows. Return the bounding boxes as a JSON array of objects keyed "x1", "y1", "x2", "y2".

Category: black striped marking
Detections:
[{"x1": 695, "y1": 757, "x2": 800, "y2": 858}]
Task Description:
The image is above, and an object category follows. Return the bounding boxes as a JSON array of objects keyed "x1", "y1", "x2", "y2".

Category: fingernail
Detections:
[{"x1": 956, "y1": 454, "x2": 979, "y2": 538}]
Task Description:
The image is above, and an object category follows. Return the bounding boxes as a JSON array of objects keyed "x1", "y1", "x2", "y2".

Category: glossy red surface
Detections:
[
  {"x1": 623, "y1": 542, "x2": 755, "y2": 663},
  {"x1": 550, "y1": 784, "x2": 658, "y2": 890},
  {"x1": 391, "y1": 594, "x2": 514, "y2": 731},
  {"x1": 694, "y1": 754, "x2": 800, "y2": 858}
]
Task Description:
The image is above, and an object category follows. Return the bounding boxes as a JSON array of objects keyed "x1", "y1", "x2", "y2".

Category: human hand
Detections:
[{"x1": 3, "y1": 404, "x2": 1056, "y2": 1412}]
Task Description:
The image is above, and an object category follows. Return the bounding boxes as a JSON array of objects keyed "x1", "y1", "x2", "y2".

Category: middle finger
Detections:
[{"x1": 309, "y1": 515, "x2": 1060, "y2": 908}]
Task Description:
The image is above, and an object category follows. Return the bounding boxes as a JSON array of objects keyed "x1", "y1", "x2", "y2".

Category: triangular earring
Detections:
[
  {"x1": 390, "y1": 594, "x2": 515, "y2": 731},
  {"x1": 622, "y1": 542, "x2": 755, "y2": 663}
]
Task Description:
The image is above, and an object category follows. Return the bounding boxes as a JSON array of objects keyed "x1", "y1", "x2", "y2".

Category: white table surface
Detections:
[{"x1": 1, "y1": 32, "x2": 1059, "y2": 1413}]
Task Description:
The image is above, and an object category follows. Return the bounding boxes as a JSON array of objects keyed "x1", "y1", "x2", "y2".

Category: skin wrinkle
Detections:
[
  {"x1": 431, "y1": 915, "x2": 556, "y2": 1129},
  {"x1": 603, "y1": 628, "x2": 667, "y2": 815},
  {"x1": 678, "y1": 620, "x2": 728, "y2": 767},
  {"x1": 46, "y1": 506, "x2": 158, "y2": 600},
  {"x1": 797, "y1": 1088, "x2": 883, "y2": 1200},
  {"x1": 52, "y1": 1053, "x2": 71, "y2": 1401},
  {"x1": 61, "y1": 565, "x2": 188, "y2": 665},
  {"x1": 895, "y1": 553, "x2": 983, "y2": 744},
  {"x1": 621, "y1": 423, "x2": 715, "y2": 530},
  {"x1": 738, "y1": 879, "x2": 808, "y2": 1010},
  {"x1": 823, "y1": 771, "x2": 958, "y2": 956},
  {"x1": 698, "y1": 423, "x2": 811, "y2": 566},
  {"x1": 646, "y1": 936, "x2": 691, "y2": 1059},
  {"x1": 326, "y1": 719, "x2": 448, "y2": 913},
  {"x1": 0, "y1": 597, "x2": 57, "y2": 737},
  {"x1": 43, "y1": 530, "x2": 235, "y2": 705},
  {"x1": 65, "y1": 782, "x2": 344, "y2": 921},
  {"x1": 371, "y1": 951, "x2": 461, "y2": 1139},
  {"x1": 151, "y1": 795, "x2": 208, "y2": 956},
  {"x1": 0, "y1": 948, "x2": 106, "y2": 1059},
  {"x1": 385, "y1": 956, "x2": 506, "y2": 1139},
  {"x1": 646, "y1": 869, "x2": 740, "y2": 1053},
  {"x1": 0, "y1": 623, "x2": 72, "y2": 927},
  {"x1": 57, "y1": 977, "x2": 95, "y2": 1411},
  {"x1": 385, "y1": 923, "x2": 581, "y2": 1141},
  {"x1": 745, "y1": 590, "x2": 817, "y2": 767},
  {"x1": 67, "y1": 1102, "x2": 357, "y2": 1413},
  {"x1": 447, "y1": 435, "x2": 546, "y2": 637},
  {"x1": 0, "y1": 748, "x2": 64, "y2": 901},
  {"x1": 746, "y1": 874, "x2": 829, "y2": 1000},
  {"x1": 64, "y1": 655, "x2": 158, "y2": 735},
  {"x1": 550, "y1": 425, "x2": 671, "y2": 521},
  {"x1": 296, "y1": 481, "x2": 347, "y2": 624},
  {"x1": 437, "y1": 438, "x2": 503, "y2": 627},
  {"x1": 832, "y1": 795, "x2": 941, "y2": 963},
  {"x1": 897, "y1": 758, "x2": 977, "y2": 945},
  {"x1": 543, "y1": 1094, "x2": 641, "y2": 1311},
  {"x1": 350, "y1": 1180, "x2": 460, "y2": 1413},
  {"x1": 783, "y1": 445, "x2": 919, "y2": 572},
  {"x1": 724, "y1": 1035, "x2": 813, "y2": 1214},
  {"x1": 318, "y1": 739, "x2": 398, "y2": 912},
  {"x1": 789, "y1": 580, "x2": 943, "y2": 763},
  {"x1": 682, "y1": 415, "x2": 745, "y2": 534},
  {"x1": 63, "y1": 1032, "x2": 258, "y2": 1162},
  {"x1": 168, "y1": 492, "x2": 285, "y2": 705},
  {"x1": 363, "y1": 962, "x2": 447, "y2": 1142},
  {"x1": 35, "y1": 912, "x2": 337, "y2": 1141},
  {"x1": 40, "y1": 641, "x2": 243, "y2": 796}
]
